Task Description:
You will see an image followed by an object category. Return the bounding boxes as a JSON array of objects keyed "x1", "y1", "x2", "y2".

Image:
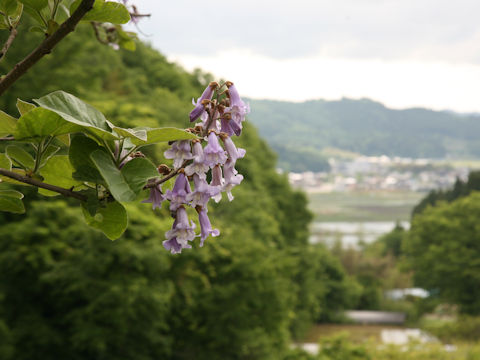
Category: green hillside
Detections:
[{"x1": 248, "y1": 98, "x2": 480, "y2": 172}]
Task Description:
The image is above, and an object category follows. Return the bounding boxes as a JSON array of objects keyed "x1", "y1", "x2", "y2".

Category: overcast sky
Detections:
[{"x1": 129, "y1": 0, "x2": 480, "y2": 112}]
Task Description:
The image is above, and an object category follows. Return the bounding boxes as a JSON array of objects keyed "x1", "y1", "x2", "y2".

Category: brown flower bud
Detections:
[{"x1": 157, "y1": 164, "x2": 171, "y2": 175}]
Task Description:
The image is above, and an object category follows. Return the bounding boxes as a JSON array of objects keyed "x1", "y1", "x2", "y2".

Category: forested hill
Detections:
[{"x1": 247, "y1": 98, "x2": 480, "y2": 172}]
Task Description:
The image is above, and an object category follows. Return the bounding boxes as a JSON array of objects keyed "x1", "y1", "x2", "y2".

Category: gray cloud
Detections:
[{"x1": 133, "y1": 0, "x2": 480, "y2": 63}]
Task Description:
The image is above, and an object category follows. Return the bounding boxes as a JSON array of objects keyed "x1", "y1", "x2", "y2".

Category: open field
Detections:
[
  {"x1": 307, "y1": 191, "x2": 425, "y2": 222},
  {"x1": 304, "y1": 324, "x2": 405, "y2": 343}
]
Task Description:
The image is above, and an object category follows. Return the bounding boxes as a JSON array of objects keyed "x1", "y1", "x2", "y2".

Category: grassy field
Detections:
[
  {"x1": 307, "y1": 191, "x2": 425, "y2": 222},
  {"x1": 304, "y1": 324, "x2": 405, "y2": 343}
]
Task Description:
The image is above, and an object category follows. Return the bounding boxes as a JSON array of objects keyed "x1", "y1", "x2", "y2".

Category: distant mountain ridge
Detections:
[{"x1": 246, "y1": 98, "x2": 480, "y2": 172}]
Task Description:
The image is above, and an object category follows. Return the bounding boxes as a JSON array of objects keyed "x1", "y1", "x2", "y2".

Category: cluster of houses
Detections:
[{"x1": 288, "y1": 156, "x2": 470, "y2": 192}]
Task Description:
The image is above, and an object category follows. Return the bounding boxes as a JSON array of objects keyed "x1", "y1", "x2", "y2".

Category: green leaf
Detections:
[
  {"x1": 16, "y1": 98, "x2": 36, "y2": 116},
  {"x1": 34, "y1": 91, "x2": 118, "y2": 140},
  {"x1": 0, "y1": 153, "x2": 12, "y2": 170},
  {"x1": 121, "y1": 158, "x2": 159, "y2": 195},
  {"x1": 54, "y1": 3, "x2": 69, "y2": 23},
  {"x1": 21, "y1": 2, "x2": 45, "y2": 25},
  {"x1": 0, "y1": 110, "x2": 16, "y2": 137},
  {"x1": 46, "y1": 19, "x2": 58, "y2": 34},
  {"x1": 111, "y1": 126, "x2": 147, "y2": 142},
  {"x1": 90, "y1": 151, "x2": 158, "y2": 202},
  {"x1": 89, "y1": 149, "x2": 135, "y2": 201},
  {"x1": 83, "y1": 189, "x2": 100, "y2": 216},
  {"x1": 131, "y1": 127, "x2": 199, "y2": 146},
  {"x1": 39, "y1": 144, "x2": 60, "y2": 168},
  {"x1": 39, "y1": 155, "x2": 82, "y2": 196},
  {"x1": 18, "y1": 0, "x2": 47, "y2": 11},
  {"x1": 0, "y1": 189, "x2": 25, "y2": 214},
  {"x1": 116, "y1": 26, "x2": 136, "y2": 51},
  {"x1": 6, "y1": 145, "x2": 34, "y2": 169},
  {"x1": 71, "y1": 0, "x2": 130, "y2": 24},
  {"x1": 68, "y1": 135, "x2": 104, "y2": 183},
  {"x1": 82, "y1": 201, "x2": 128, "y2": 240},
  {"x1": 57, "y1": 133, "x2": 70, "y2": 146},
  {"x1": 0, "y1": 0, "x2": 19, "y2": 15},
  {"x1": 14, "y1": 107, "x2": 81, "y2": 140},
  {"x1": 8, "y1": 1, "x2": 23, "y2": 25}
]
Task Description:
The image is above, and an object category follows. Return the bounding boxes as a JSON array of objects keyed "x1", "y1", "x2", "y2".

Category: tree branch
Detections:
[
  {"x1": 0, "y1": 167, "x2": 87, "y2": 201},
  {"x1": 0, "y1": 136, "x2": 14, "y2": 141},
  {"x1": 0, "y1": 27, "x2": 17, "y2": 62},
  {"x1": 0, "y1": 0, "x2": 95, "y2": 96}
]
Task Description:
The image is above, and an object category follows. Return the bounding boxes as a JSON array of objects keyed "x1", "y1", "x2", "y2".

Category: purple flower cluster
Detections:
[{"x1": 146, "y1": 81, "x2": 249, "y2": 254}]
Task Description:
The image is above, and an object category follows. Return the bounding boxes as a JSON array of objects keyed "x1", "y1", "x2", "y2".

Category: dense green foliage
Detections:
[
  {"x1": 0, "y1": 20, "x2": 356, "y2": 359},
  {"x1": 412, "y1": 170, "x2": 480, "y2": 216},
  {"x1": 248, "y1": 98, "x2": 480, "y2": 171},
  {"x1": 403, "y1": 192, "x2": 480, "y2": 315}
]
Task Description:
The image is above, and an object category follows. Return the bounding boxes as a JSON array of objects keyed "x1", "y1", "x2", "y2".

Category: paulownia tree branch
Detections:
[
  {"x1": 0, "y1": 0, "x2": 95, "y2": 96},
  {"x1": 0, "y1": 167, "x2": 87, "y2": 201}
]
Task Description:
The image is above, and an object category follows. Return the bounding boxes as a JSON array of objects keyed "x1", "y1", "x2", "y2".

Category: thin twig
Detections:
[
  {"x1": 0, "y1": 27, "x2": 17, "y2": 61},
  {"x1": 0, "y1": 167, "x2": 87, "y2": 201},
  {"x1": 0, "y1": 136, "x2": 14, "y2": 141},
  {"x1": 145, "y1": 161, "x2": 189, "y2": 189},
  {"x1": 0, "y1": 0, "x2": 95, "y2": 96}
]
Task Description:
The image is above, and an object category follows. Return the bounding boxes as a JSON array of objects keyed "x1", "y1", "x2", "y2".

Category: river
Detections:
[{"x1": 309, "y1": 221, "x2": 410, "y2": 248}]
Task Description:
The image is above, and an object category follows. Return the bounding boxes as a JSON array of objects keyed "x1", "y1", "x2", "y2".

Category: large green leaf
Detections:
[
  {"x1": 15, "y1": 107, "x2": 81, "y2": 140},
  {"x1": 39, "y1": 155, "x2": 83, "y2": 196},
  {"x1": 34, "y1": 91, "x2": 118, "y2": 140},
  {"x1": 131, "y1": 127, "x2": 199, "y2": 146},
  {"x1": 68, "y1": 135, "x2": 104, "y2": 183},
  {"x1": 0, "y1": 190, "x2": 25, "y2": 214},
  {"x1": 16, "y1": 98, "x2": 36, "y2": 116},
  {"x1": 71, "y1": 0, "x2": 130, "y2": 24},
  {"x1": 18, "y1": 0, "x2": 47, "y2": 11},
  {"x1": 111, "y1": 126, "x2": 147, "y2": 142},
  {"x1": 0, "y1": 110, "x2": 17, "y2": 137},
  {"x1": 6, "y1": 145, "x2": 34, "y2": 169},
  {"x1": 82, "y1": 201, "x2": 128, "y2": 240},
  {"x1": 0, "y1": 0, "x2": 19, "y2": 15},
  {"x1": 121, "y1": 158, "x2": 159, "y2": 195},
  {"x1": 90, "y1": 150, "x2": 158, "y2": 202}
]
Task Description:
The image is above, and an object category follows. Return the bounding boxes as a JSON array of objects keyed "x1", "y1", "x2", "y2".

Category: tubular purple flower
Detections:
[
  {"x1": 142, "y1": 184, "x2": 165, "y2": 210},
  {"x1": 163, "y1": 208, "x2": 196, "y2": 253},
  {"x1": 225, "y1": 82, "x2": 249, "y2": 136},
  {"x1": 220, "y1": 117, "x2": 234, "y2": 137},
  {"x1": 164, "y1": 140, "x2": 193, "y2": 169},
  {"x1": 163, "y1": 237, "x2": 184, "y2": 254},
  {"x1": 166, "y1": 172, "x2": 190, "y2": 211},
  {"x1": 189, "y1": 82, "x2": 217, "y2": 122},
  {"x1": 197, "y1": 207, "x2": 220, "y2": 246},
  {"x1": 168, "y1": 206, "x2": 196, "y2": 245},
  {"x1": 220, "y1": 134, "x2": 246, "y2": 167},
  {"x1": 185, "y1": 141, "x2": 209, "y2": 179},
  {"x1": 187, "y1": 174, "x2": 221, "y2": 208},
  {"x1": 210, "y1": 164, "x2": 224, "y2": 203},
  {"x1": 203, "y1": 132, "x2": 227, "y2": 167},
  {"x1": 223, "y1": 161, "x2": 244, "y2": 201}
]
